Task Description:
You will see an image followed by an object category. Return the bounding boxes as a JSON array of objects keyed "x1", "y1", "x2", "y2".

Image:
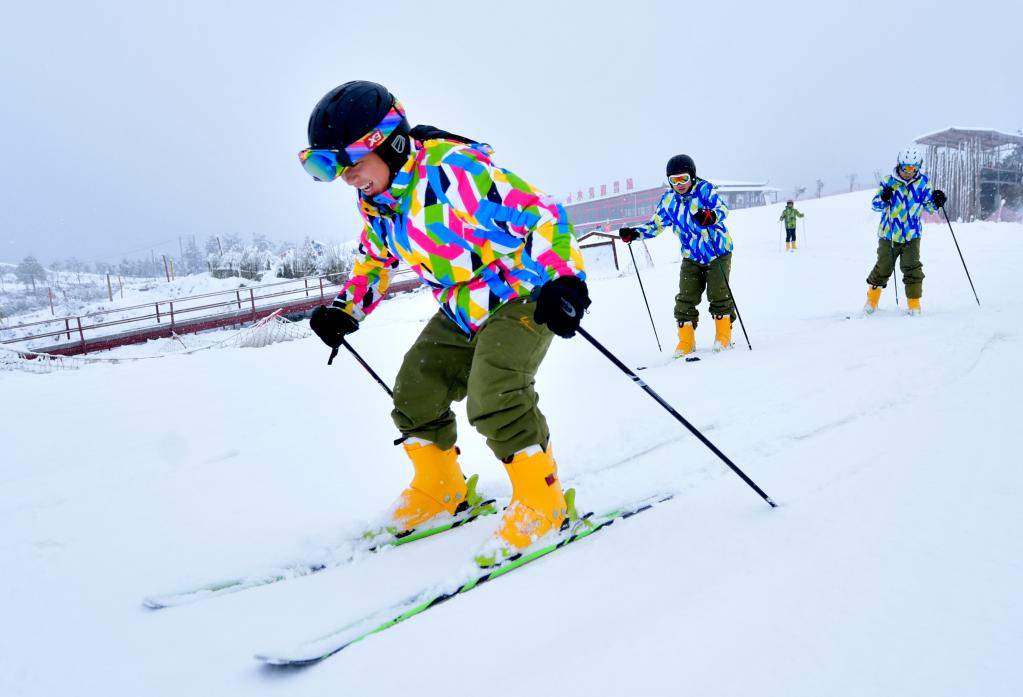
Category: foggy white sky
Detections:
[{"x1": 1, "y1": 0, "x2": 1019, "y2": 265}]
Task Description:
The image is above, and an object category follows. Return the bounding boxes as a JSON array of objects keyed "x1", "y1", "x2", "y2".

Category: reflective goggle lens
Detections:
[
  {"x1": 669, "y1": 173, "x2": 692, "y2": 186},
  {"x1": 299, "y1": 148, "x2": 347, "y2": 182},
  {"x1": 900, "y1": 164, "x2": 919, "y2": 173}
]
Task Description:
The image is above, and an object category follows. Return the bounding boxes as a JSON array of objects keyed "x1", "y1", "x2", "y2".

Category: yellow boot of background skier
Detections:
[
  {"x1": 674, "y1": 322, "x2": 695, "y2": 358},
  {"x1": 712, "y1": 315, "x2": 732, "y2": 351},
  {"x1": 864, "y1": 286, "x2": 882, "y2": 314}
]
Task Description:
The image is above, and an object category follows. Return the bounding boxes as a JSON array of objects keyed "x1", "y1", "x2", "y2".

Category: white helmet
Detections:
[{"x1": 897, "y1": 145, "x2": 924, "y2": 168}]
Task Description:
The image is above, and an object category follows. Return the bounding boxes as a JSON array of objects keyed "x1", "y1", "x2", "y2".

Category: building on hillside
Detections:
[
  {"x1": 564, "y1": 179, "x2": 779, "y2": 237},
  {"x1": 915, "y1": 128, "x2": 1023, "y2": 222}
]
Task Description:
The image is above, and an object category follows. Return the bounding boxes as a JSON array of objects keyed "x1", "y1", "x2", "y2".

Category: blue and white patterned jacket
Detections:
[
  {"x1": 632, "y1": 179, "x2": 732, "y2": 264},
  {"x1": 871, "y1": 171, "x2": 938, "y2": 243}
]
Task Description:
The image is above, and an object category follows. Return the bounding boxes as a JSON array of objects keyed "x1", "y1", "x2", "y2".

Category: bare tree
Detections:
[
  {"x1": 848, "y1": 174, "x2": 858, "y2": 192},
  {"x1": 815, "y1": 179, "x2": 824, "y2": 198},
  {"x1": 16, "y1": 256, "x2": 47, "y2": 292},
  {"x1": 792, "y1": 186, "x2": 807, "y2": 201}
]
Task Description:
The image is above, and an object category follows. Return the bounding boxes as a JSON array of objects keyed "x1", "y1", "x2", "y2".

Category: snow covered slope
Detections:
[{"x1": 2, "y1": 190, "x2": 1021, "y2": 696}]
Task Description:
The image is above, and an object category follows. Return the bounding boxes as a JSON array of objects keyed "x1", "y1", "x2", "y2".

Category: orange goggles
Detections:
[
  {"x1": 900, "y1": 164, "x2": 919, "y2": 174},
  {"x1": 668, "y1": 172, "x2": 692, "y2": 186}
]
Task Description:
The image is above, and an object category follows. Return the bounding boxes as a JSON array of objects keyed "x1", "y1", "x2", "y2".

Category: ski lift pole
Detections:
[
  {"x1": 577, "y1": 326, "x2": 776, "y2": 508},
  {"x1": 626, "y1": 242, "x2": 662, "y2": 352},
  {"x1": 940, "y1": 206, "x2": 981, "y2": 306}
]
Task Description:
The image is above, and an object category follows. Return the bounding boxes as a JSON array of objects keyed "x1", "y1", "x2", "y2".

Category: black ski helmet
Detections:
[
  {"x1": 666, "y1": 154, "x2": 696, "y2": 179},
  {"x1": 307, "y1": 81, "x2": 412, "y2": 177}
]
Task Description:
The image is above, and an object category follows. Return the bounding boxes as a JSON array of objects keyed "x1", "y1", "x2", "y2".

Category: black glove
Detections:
[
  {"x1": 880, "y1": 186, "x2": 894, "y2": 204},
  {"x1": 310, "y1": 305, "x2": 359, "y2": 349},
  {"x1": 533, "y1": 276, "x2": 591, "y2": 339},
  {"x1": 694, "y1": 209, "x2": 717, "y2": 227},
  {"x1": 933, "y1": 189, "x2": 947, "y2": 208},
  {"x1": 619, "y1": 227, "x2": 640, "y2": 243}
]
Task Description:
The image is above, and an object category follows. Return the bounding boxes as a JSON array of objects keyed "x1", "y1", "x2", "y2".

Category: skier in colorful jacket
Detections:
[
  {"x1": 863, "y1": 145, "x2": 947, "y2": 315},
  {"x1": 301, "y1": 81, "x2": 589, "y2": 567},
  {"x1": 779, "y1": 200, "x2": 804, "y2": 251},
  {"x1": 618, "y1": 154, "x2": 735, "y2": 358}
]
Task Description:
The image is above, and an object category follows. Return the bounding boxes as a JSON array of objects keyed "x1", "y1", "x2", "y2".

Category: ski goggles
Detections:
[
  {"x1": 299, "y1": 148, "x2": 349, "y2": 182},
  {"x1": 899, "y1": 164, "x2": 920, "y2": 175},
  {"x1": 668, "y1": 172, "x2": 693, "y2": 186},
  {"x1": 298, "y1": 98, "x2": 408, "y2": 182}
]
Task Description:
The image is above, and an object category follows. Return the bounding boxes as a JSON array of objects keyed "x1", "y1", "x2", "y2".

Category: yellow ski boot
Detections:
[
  {"x1": 673, "y1": 322, "x2": 696, "y2": 359},
  {"x1": 907, "y1": 297, "x2": 921, "y2": 316},
  {"x1": 476, "y1": 445, "x2": 573, "y2": 567},
  {"x1": 864, "y1": 286, "x2": 881, "y2": 314},
  {"x1": 388, "y1": 439, "x2": 468, "y2": 534},
  {"x1": 712, "y1": 315, "x2": 732, "y2": 352}
]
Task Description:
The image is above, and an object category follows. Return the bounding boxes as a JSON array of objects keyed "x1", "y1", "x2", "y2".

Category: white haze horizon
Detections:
[{"x1": 1, "y1": 0, "x2": 1020, "y2": 266}]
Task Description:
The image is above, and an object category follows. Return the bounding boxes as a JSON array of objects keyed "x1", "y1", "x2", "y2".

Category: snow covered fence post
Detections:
[
  {"x1": 577, "y1": 327, "x2": 776, "y2": 508},
  {"x1": 626, "y1": 243, "x2": 662, "y2": 353},
  {"x1": 940, "y1": 207, "x2": 981, "y2": 306}
]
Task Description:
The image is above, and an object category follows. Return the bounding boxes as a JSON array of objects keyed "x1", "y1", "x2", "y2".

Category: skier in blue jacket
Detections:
[
  {"x1": 864, "y1": 145, "x2": 946, "y2": 315},
  {"x1": 618, "y1": 154, "x2": 734, "y2": 357}
]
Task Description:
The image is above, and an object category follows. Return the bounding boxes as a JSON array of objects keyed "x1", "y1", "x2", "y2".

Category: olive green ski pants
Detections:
[
  {"x1": 866, "y1": 237, "x2": 924, "y2": 299},
  {"x1": 391, "y1": 299, "x2": 555, "y2": 461},
  {"x1": 675, "y1": 253, "x2": 736, "y2": 328}
]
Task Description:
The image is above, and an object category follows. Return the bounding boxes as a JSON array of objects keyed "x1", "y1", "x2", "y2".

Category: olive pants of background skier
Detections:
[
  {"x1": 676, "y1": 253, "x2": 736, "y2": 327},
  {"x1": 866, "y1": 237, "x2": 924, "y2": 299},
  {"x1": 391, "y1": 299, "x2": 555, "y2": 461}
]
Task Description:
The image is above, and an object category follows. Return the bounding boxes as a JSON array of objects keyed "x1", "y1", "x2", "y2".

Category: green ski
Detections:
[{"x1": 254, "y1": 493, "x2": 673, "y2": 666}]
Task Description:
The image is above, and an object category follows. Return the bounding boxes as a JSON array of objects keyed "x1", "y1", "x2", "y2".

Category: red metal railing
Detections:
[{"x1": 1, "y1": 269, "x2": 421, "y2": 355}]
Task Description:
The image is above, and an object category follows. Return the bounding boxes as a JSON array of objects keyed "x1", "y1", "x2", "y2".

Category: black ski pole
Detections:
[
  {"x1": 940, "y1": 206, "x2": 981, "y2": 306},
  {"x1": 715, "y1": 260, "x2": 752, "y2": 351},
  {"x1": 626, "y1": 242, "x2": 662, "y2": 352},
  {"x1": 327, "y1": 339, "x2": 394, "y2": 397},
  {"x1": 577, "y1": 326, "x2": 776, "y2": 508}
]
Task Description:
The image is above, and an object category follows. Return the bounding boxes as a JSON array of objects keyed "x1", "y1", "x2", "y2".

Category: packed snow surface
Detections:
[{"x1": 2, "y1": 190, "x2": 1021, "y2": 696}]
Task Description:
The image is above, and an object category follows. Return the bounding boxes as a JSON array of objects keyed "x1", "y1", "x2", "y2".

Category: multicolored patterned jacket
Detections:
[
  {"x1": 871, "y1": 171, "x2": 938, "y2": 243},
  {"x1": 331, "y1": 137, "x2": 585, "y2": 337},
  {"x1": 632, "y1": 179, "x2": 732, "y2": 264}
]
